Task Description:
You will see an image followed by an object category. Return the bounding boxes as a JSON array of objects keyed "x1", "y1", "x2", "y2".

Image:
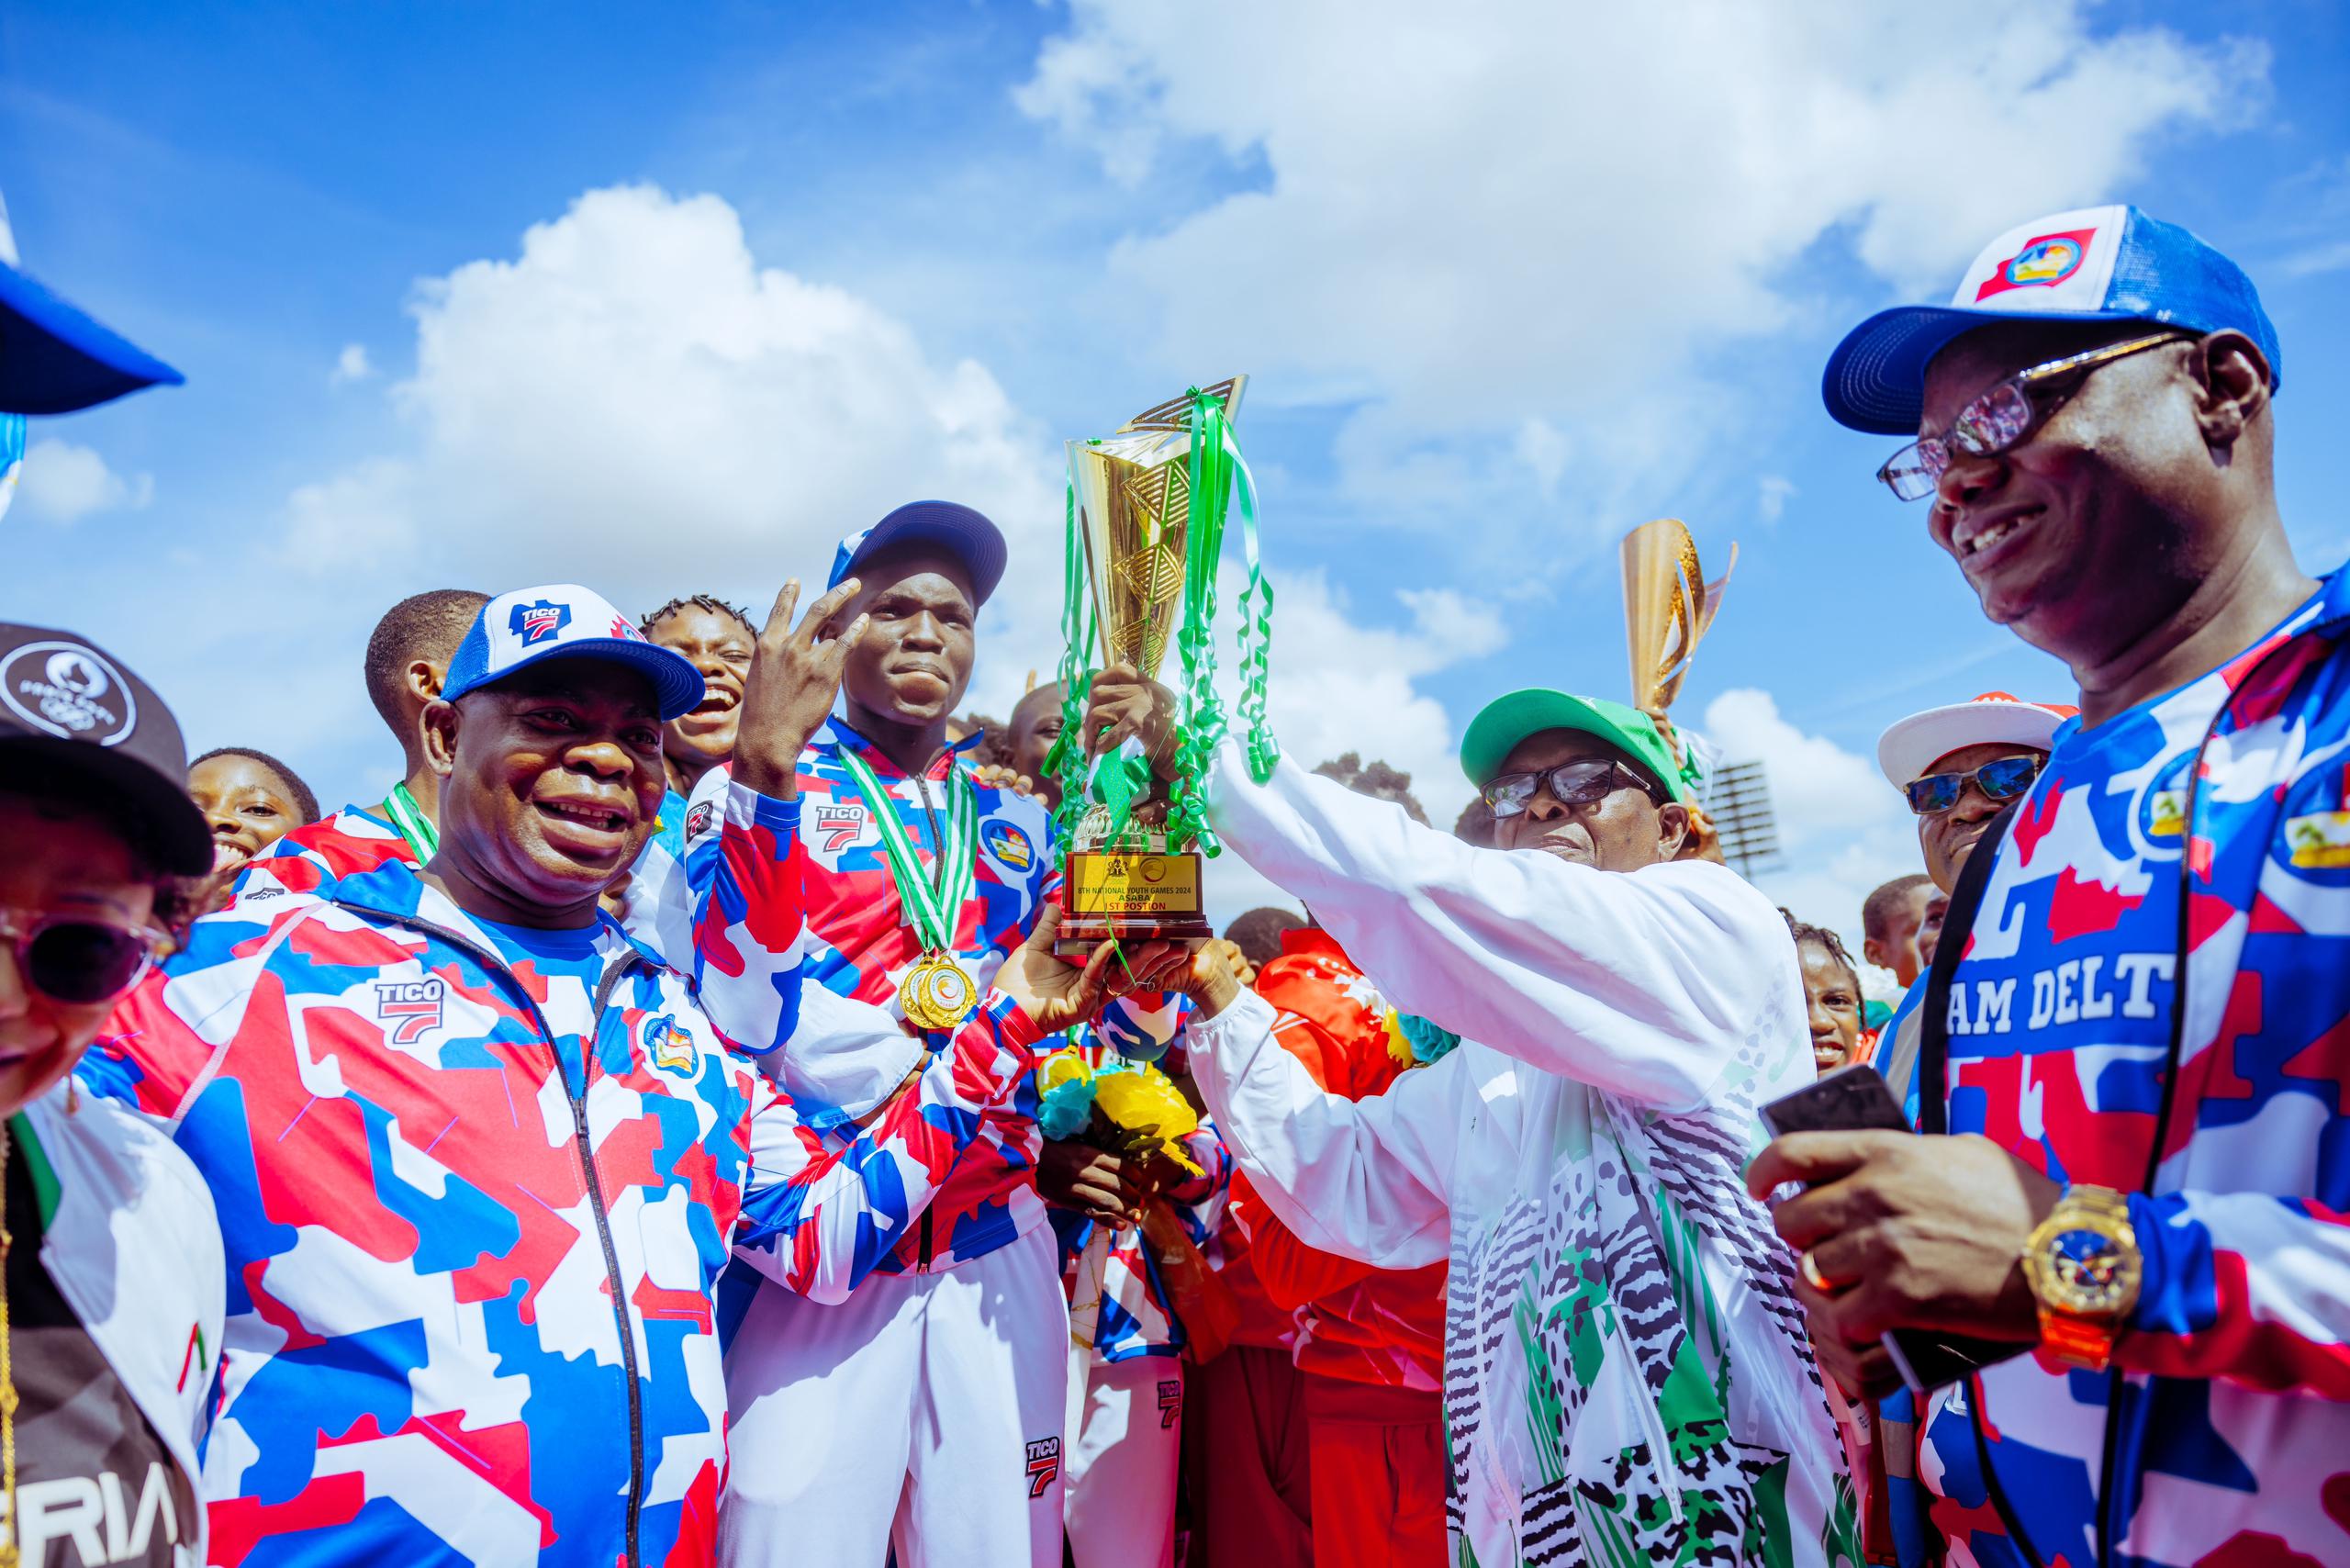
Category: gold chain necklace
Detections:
[{"x1": 1, "y1": 1119, "x2": 18, "y2": 1568}]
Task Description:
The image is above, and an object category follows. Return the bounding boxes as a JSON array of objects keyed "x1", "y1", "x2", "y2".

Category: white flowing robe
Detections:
[{"x1": 1188, "y1": 740, "x2": 1860, "y2": 1568}]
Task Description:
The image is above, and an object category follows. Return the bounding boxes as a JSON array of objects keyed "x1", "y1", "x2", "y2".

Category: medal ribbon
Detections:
[
  {"x1": 384, "y1": 781, "x2": 441, "y2": 861},
  {"x1": 835, "y1": 747, "x2": 978, "y2": 954}
]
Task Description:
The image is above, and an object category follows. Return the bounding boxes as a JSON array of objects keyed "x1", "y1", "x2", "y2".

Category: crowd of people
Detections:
[{"x1": 5, "y1": 197, "x2": 2345, "y2": 1568}]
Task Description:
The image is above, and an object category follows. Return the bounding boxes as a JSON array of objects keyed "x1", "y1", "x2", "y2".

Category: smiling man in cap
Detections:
[
  {"x1": 1754, "y1": 206, "x2": 2350, "y2": 1568},
  {"x1": 1091, "y1": 675, "x2": 1857, "y2": 1564},
  {"x1": 81, "y1": 578, "x2": 1118, "y2": 1568}
]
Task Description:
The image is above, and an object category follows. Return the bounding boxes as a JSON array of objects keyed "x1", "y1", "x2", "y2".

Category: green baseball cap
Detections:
[{"x1": 1458, "y1": 689, "x2": 1693, "y2": 803}]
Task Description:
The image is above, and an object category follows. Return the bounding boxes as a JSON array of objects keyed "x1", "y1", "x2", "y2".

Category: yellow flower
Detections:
[{"x1": 1091, "y1": 1062, "x2": 1202, "y2": 1175}]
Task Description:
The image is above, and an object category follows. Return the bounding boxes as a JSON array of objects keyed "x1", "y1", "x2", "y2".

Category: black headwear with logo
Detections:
[{"x1": 0, "y1": 623, "x2": 212, "y2": 874}]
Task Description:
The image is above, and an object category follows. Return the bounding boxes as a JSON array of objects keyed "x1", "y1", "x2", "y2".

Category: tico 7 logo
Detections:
[
  {"x1": 815, "y1": 803, "x2": 867, "y2": 854},
  {"x1": 375, "y1": 978, "x2": 447, "y2": 1044},
  {"x1": 1024, "y1": 1437, "x2": 1061, "y2": 1498}
]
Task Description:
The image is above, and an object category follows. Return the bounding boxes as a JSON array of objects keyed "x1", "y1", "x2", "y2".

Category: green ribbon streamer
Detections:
[
  {"x1": 1047, "y1": 389, "x2": 1280, "y2": 867},
  {"x1": 384, "y1": 780, "x2": 440, "y2": 861},
  {"x1": 1046, "y1": 480, "x2": 1099, "y2": 854},
  {"x1": 1160, "y1": 388, "x2": 1280, "y2": 856},
  {"x1": 835, "y1": 747, "x2": 978, "y2": 953}
]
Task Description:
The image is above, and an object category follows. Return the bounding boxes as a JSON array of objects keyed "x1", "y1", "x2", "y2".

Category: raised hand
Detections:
[
  {"x1": 1083, "y1": 663, "x2": 1180, "y2": 775},
  {"x1": 1036, "y1": 1139, "x2": 1135, "y2": 1224},
  {"x1": 992, "y1": 904, "x2": 1125, "y2": 1036},
  {"x1": 733, "y1": 578, "x2": 869, "y2": 799},
  {"x1": 1119, "y1": 939, "x2": 1242, "y2": 1020}
]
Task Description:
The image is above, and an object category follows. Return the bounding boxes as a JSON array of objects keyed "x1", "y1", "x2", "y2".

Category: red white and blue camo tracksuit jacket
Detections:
[
  {"x1": 683, "y1": 717, "x2": 1181, "y2": 1277},
  {"x1": 1900, "y1": 566, "x2": 2350, "y2": 1567},
  {"x1": 81, "y1": 796, "x2": 1045, "y2": 1568}
]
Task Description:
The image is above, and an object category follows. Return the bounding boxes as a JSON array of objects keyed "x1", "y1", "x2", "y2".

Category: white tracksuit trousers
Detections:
[
  {"x1": 1063, "y1": 1348, "x2": 1184, "y2": 1568},
  {"x1": 717, "y1": 1224, "x2": 1070, "y2": 1568}
]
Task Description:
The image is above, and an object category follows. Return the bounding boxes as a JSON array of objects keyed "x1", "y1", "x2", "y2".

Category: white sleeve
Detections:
[
  {"x1": 761, "y1": 981, "x2": 929, "y2": 1135},
  {"x1": 1207, "y1": 737, "x2": 1795, "y2": 1114},
  {"x1": 1185, "y1": 987, "x2": 1467, "y2": 1271}
]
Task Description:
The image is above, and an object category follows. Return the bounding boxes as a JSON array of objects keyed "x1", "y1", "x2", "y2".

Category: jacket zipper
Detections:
[
  {"x1": 910, "y1": 758, "x2": 951, "y2": 1272},
  {"x1": 337, "y1": 901, "x2": 651, "y2": 1568}
]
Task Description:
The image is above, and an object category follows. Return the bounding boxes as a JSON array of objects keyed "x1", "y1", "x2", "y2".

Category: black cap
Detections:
[{"x1": 0, "y1": 624, "x2": 211, "y2": 874}]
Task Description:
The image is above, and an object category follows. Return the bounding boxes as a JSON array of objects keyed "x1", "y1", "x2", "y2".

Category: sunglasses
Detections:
[
  {"x1": 1904, "y1": 755, "x2": 2042, "y2": 817},
  {"x1": 1, "y1": 908, "x2": 169, "y2": 1006},
  {"x1": 1481, "y1": 759, "x2": 1661, "y2": 819},
  {"x1": 1876, "y1": 332, "x2": 2192, "y2": 502}
]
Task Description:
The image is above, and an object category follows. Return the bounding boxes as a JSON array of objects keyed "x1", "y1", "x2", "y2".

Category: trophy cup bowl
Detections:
[{"x1": 1053, "y1": 379, "x2": 1245, "y2": 957}]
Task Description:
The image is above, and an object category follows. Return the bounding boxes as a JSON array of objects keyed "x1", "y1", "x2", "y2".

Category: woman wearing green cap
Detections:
[{"x1": 1088, "y1": 677, "x2": 1854, "y2": 1568}]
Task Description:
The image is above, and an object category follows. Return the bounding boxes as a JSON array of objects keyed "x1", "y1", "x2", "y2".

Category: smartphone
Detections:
[
  {"x1": 1759, "y1": 1063, "x2": 1908, "y2": 1138},
  {"x1": 1759, "y1": 1065, "x2": 2025, "y2": 1395}
]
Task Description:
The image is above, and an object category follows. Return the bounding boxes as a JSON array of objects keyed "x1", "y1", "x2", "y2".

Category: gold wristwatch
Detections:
[{"x1": 2020, "y1": 1183, "x2": 2143, "y2": 1371}]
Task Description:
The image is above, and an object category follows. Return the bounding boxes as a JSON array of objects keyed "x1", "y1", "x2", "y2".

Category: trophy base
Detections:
[{"x1": 1053, "y1": 847, "x2": 1212, "y2": 958}]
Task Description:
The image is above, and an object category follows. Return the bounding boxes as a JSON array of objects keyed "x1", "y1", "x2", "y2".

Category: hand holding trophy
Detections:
[{"x1": 1047, "y1": 378, "x2": 1277, "y2": 965}]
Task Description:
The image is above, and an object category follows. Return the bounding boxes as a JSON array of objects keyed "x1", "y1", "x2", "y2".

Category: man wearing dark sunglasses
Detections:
[
  {"x1": 1761, "y1": 206, "x2": 2350, "y2": 1568},
  {"x1": 1091, "y1": 677, "x2": 1862, "y2": 1564},
  {"x1": 1, "y1": 622, "x2": 224, "y2": 1568},
  {"x1": 1853, "y1": 691, "x2": 2071, "y2": 1127}
]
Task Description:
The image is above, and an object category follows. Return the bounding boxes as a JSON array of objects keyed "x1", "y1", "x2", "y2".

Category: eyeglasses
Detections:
[
  {"x1": 1904, "y1": 755, "x2": 2042, "y2": 817},
  {"x1": 1876, "y1": 332, "x2": 2192, "y2": 501},
  {"x1": 0, "y1": 908, "x2": 169, "y2": 1006},
  {"x1": 1481, "y1": 759, "x2": 1660, "y2": 819}
]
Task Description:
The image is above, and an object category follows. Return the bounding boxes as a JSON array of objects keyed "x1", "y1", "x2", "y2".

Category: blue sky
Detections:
[{"x1": 7, "y1": 0, "x2": 2350, "y2": 958}]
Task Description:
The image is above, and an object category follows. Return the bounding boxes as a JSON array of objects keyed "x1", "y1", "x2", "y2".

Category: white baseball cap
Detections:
[{"x1": 1876, "y1": 691, "x2": 2077, "y2": 790}]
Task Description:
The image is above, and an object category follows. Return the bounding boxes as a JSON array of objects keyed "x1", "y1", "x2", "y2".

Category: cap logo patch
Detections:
[
  {"x1": 1975, "y1": 229, "x2": 2097, "y2": 301},
  {"x1": 510, "y1": 600, "x2": 574, "y2": 645},
  {"x1": 2, "y1": 640, "x2": 136, "y2": 745}
]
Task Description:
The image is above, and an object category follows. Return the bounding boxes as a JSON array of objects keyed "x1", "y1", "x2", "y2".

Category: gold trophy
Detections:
[
  {"x1": 1621, "y1": 517, "x2": 1735, "y2": 716},
  {"x1": 1622, "y1": 518, "x2": 1735, "y2": 860},
  {"x1": 1053, "y1": 377, "x2": 1248, "y2": 955}
]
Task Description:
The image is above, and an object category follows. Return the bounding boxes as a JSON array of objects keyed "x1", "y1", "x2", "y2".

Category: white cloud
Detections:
[
  {"x1": 257, "y1": 183, "x2": 1491, "y2": 824},
  {"x1": 280, "y1": 184, "x2": 1065, "y2": 622},
  {"x1": 15, "y1": 438, "x2": 153, "y2": 524},
  {"x1": 1019, "y1": 1, "x2": 2266, "y2": 521},
  {"x1": 1757, "y1": 475, "x2": 1796, "y2": 525},
  {"x1": 330, "y1": 342, "x2": 375, "y2": 385},
  {"x1": 1699, "y1": 687, "x2": 1919, "y2": 983}
]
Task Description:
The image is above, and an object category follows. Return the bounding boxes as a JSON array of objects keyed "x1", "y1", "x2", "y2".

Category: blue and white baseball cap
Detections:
[
  {"x1": 1822, "y1": 206, "x2": 2280, "y2": 436},
  {"x1": 443, "y1": 584, "x2": 706, "y2": 720},
  {"x1": 826, "y1": 499, "x2": 1008, "y2": 607}
]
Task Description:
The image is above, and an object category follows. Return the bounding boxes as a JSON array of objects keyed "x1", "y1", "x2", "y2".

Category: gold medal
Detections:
[{"x1": 901, "y1": 950, "x2": 979, "y2": 1032}]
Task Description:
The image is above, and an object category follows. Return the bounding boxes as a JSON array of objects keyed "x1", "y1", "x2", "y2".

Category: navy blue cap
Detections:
[
  {"x1": 443, "y1": 584, "x2": 706, "y2": 721},
  {"x1": 0, "y1": 255, "x2": 184, "y2": 415},
  {"x1": 827, "y1": 500, "x2": 1008, "y2": 607},
  {"x1": 1823, "y1": 205, "x2": 2280, "y2": 436}
]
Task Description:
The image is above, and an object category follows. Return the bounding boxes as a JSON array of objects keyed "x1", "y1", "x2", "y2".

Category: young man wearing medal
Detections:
[{"x1": 690, "y1": 501, "x2": 1180, "y2": 1568}]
